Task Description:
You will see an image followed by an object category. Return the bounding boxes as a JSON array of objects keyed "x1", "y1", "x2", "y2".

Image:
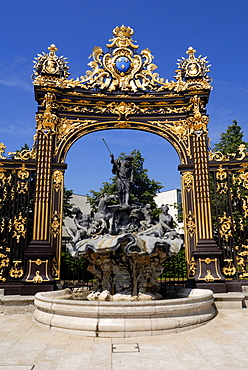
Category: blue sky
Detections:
[{"x1": 0, "y1": 1, "x2": 247, "y2": 195}]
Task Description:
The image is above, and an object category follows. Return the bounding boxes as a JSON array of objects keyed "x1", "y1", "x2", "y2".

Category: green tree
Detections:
[
  {"x1": 213, "y1": 120, "x2": 248, "y2": 155},
  {"x1": 63, "y1": 188, "x2": 74, "y2": 220},
  {"x1": 87, "y1": 149, "x2": 163, "y2": 217}
]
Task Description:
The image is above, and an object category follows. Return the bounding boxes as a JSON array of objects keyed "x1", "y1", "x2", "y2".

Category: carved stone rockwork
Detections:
[{"x1": 66, "y1": 161, "x2": 183, "y2": 300}]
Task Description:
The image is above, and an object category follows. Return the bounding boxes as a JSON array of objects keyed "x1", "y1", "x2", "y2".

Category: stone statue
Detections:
[
  {"x1": 110, "y1": 154, "x2": 134, "y2": 205},
  {"x1": 66, "y1": 156, "x2": 183, "y2": 301},
  {"x1": 159, "y1": 204, "x2": 174, "y2": 233},
  {"x1": 65, "y1": 207, "x2": 91, "y2": 246}
]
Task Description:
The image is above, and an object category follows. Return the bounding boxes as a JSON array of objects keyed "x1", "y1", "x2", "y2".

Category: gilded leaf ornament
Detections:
[{"x1": 33, "y1": 26, "x2": 212, "y2": 93}]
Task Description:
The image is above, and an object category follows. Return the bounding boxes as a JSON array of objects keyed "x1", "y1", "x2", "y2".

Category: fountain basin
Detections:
[{"x1": 34, "y1": 288, "x2": 215, "y2": 337}]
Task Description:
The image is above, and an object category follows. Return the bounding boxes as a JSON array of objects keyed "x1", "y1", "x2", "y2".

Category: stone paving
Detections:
[{"x1": 0, "y1": 309, "x2": 248, "y2": 369}]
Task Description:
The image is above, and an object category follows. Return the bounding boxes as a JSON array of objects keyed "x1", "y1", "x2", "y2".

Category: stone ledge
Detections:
[
  {"x1": 213, "y1": 292, "x2": 245, "y2": 309},
  {"x1": 0, "y1": 295, "x2": 35, "y2": 315}
]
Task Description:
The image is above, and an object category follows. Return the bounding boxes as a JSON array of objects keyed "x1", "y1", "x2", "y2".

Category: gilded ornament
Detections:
[
  {"x1": 17, "y1": 164, "x2": 29, "y2": 180},
  {"x1": 0, "y1": 168, "x2": 11, "y2": 185},
  {"x1": 0, "y1": 269, "x2": 6, "y2": 282},
  {"x1": 33, "y1": 270, "x2": 43, "y2": 283},
  {"x1": 204, "y1": 270, "x2": 215, "y2": 283},
  {"x1": 209, "y1": 145, "x2": 247, "y2": 162},
  {"x1": 17, "y1": 181, "x2": 29, "y2": 194},
  {"x1": 0, "y1": 253, "x2": 9, "y2": 268},
  {"x1": 9, "y1": 146, "x2": 36, "y2": 161},
  {"x1": 51, "y1": 258, "x2": 59, "y2": 278},
  {"x1": 242, "y1": 196, "x2": 248, "y2": 218},
  {"x1": 176, "y1": 46, "x2": 211, "y2": 82},
  {"x1": 40, "y1": 93, "x2": 58, "y2": 131},
  {"x1": 182, "y1": 171, "x2": 193, "y2": 192},
  {"x1": 216, "y1": 165, "x2": 228, "y2": 193},
  {"x1": 36, "y1": 259, "x2": 42, "y2": 265},
  {"x1": 222, "y1": 259, "x2": 236, "y2": 276},
  {"x1": 218, "y1": 212, "x2": 233, "y2": 242},
  {"x1": 33, "y1": 44, "x2": 69, "y2": 79},
  {"x1": 52, "y1": 170, "x2": 63, "y2": 192},
  {"x1": 51, "y1": 211, "x2": 60, "y2": 237},
  {"x1": 33, "y1": 27, "x2": 212, "y2": 93},
  {"x1": 114, "y1": 121, "x2": 131, "y2": 128},
  {"x1": 189, "y1": 256, "x2": 196, "y2": 276},
  {"x1": 9, "y1": 261, "x2": 24, "y2": 278},
  {"x1": 0, "y1": 143, "x2": 6, "y2": 159},
  {"x1": 204, "y1": 258, "x2": 211, "y2": 264},
  {"x1": 0, "y1": 219, "x2": 5, "y2": 233},
  {"x1": 186, "y1": 211, "x2": 196, "y2": 237},
  {"x1": 216, "y1": 165, "x2": 227, "y2": 181},
  {"x1": 108, "y1": 102, "x2": 137, "y2": 120},
  {"x1": 12, "y1": 213, "x2": 26, "y2": 243}
]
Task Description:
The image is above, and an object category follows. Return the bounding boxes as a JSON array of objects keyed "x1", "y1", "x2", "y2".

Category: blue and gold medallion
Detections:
[{"x1": 115, "y1": 56, "x2": 131, "y2": 73}]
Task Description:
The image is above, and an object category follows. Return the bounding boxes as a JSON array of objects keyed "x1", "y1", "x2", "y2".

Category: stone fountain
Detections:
[{"x1": 34, "y1": 153, "x2": 215, "y2": 336}]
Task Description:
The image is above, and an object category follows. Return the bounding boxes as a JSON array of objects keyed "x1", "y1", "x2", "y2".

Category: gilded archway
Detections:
[{"x1": 8, "y1": 25, "x2": 226, "y2": 292}]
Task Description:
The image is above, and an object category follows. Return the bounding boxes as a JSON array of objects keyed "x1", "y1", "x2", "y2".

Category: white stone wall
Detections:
[{"x1": 154, "y1": 189, "x2": 184, "y2": 235}]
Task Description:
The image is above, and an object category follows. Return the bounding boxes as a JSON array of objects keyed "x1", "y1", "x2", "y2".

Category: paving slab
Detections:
[{"x1": 0, "y1": 310, "x2": 248, "y2": 369}]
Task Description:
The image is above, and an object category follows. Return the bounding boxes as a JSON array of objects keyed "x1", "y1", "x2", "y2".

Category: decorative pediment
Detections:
[{"x1": 33, "y1": 25, "x2": 212, "y2": 93}]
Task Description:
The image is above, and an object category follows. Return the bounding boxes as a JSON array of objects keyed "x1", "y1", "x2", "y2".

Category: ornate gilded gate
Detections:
[{"x1": 1, "y1": 25, "x2": 247, "y2": 294}]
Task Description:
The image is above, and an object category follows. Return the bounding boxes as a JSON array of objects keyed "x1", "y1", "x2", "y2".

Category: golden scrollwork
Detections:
[
  {"x1": 11, "y1": 213, "x2": 27, "y2": 243},
  {"x1": 33, "y1": 270, "x2": 43, "y2": 283},
  {"x1": 186, "y1": 211, "x2": 196, "y2": 237},
  {"x1": 114, "y1": 121, "x2": 131, "y2": 128},
  {"x1": 17, "y1": 181, "x2": 29, "y2": 194},
  {"x1": 242, "y1": 196, "x2": 248, "y2": 218},
  {"x1": 218, "y1": 212, "x2": 233, "y2": 242},
  {"x1": 39, "y1": 92, "x2": 58, "y2": 131},
  {"x1": 17, "y1": 164, "x2": 29, "y2": 180},
  {"x1": 204, "y1": 270, "x2": 215, "y2": 282},
  {"x1": 51, "y1": 211, "x2": 60, "y2": 238},
  {"x1": 0, "y1": 253, "x2": 10, "y2": 268},
  {"x1": 209, "y1": 144, "x2": 248, "y2": 162},
  {"x1": 186, "y1": 95, "x2": 209, "y2": 135},
  {"x1": 0, "y1": 219, "x2": 5, "y2": 233},
  {"x1": 9, "y1": 261, "x2": 24, "y2": 278},
  {"x1": 8, "y1": 146, "x2": 36, "y2": 160},
  {"x1": 234, "y1": 165, "x2": 248, "y2": 189},
  {"x1": 0, "y1": 143, "x2": 6, "y2": 159},
  {"x1": 189, "y1": 256, "x2": 196, "y2": 276},
  {"x1": 52, "y1": 170, "x2": 63, "y2": 192},
  {"x1": 51, "y1": 258, "x2": 59, "y2": 278},
  {"x1": 216, "y1": 165, "x2": 227, "y2": 181},
  {"x1": 216, "y1": 165, "x2": 228, "y2": 193},
  {"x1": 0, "y1": 269, "x2": 6, "y2": 282},
  {"x1": 107, "y1": 102, "x2": 137, "y2": 120},
  {"x1": 204, "y1": 258, "x2": 211, "y2": 264},
  {"x1": 33, "y1": 26, "x2": 212, "y2": 93},
  {"x1": 182, "y1": 171, "x2": 193, "y2": 192},
  {"x1": 222, "y1": 259, "x2": 236, "y2": 276},
  {"x1": 0, "y1": 168, "x2": 12, "y2": 185}
]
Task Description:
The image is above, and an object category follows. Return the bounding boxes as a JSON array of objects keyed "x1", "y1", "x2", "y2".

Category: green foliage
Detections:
[
  {"x1": 60, "y1": 251, "x2": 92, "y2": 280},
  {"x1": 213, "y1": 120, "x2": 248, "y2": 155},
  {"x1": 63, "y1": 187, "x2": 74, "y2": 220},
  {"x1": 87, "y1": 149, "x2": 163, "y2": 217},
  {"x1": 162, "y1": 248, "x2": 187, "y2": 279}
]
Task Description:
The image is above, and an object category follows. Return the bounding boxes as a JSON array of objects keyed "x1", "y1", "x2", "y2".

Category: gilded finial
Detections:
[
  {"x1": 48, "y1": 44, "x2": 58, "y2": 53},
  {"x1": 186, "y1": 46, "x2": 196, "y2": 57},
  {"x1": 112, "y1": 25, "x2": 134, "y2": 38}
]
